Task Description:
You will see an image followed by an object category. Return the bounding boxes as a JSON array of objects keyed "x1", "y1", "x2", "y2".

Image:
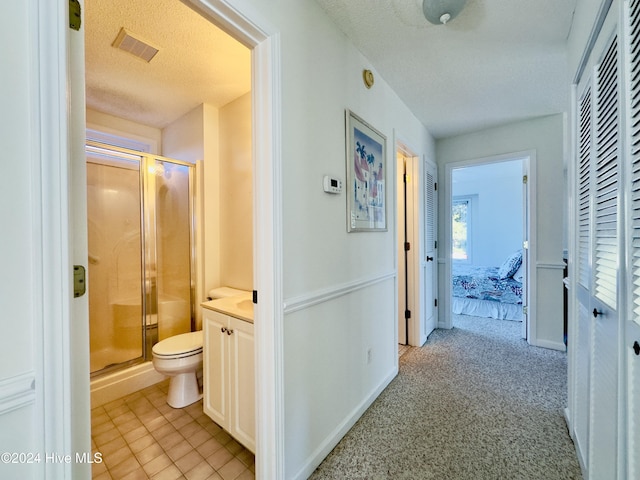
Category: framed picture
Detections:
[{"x1": 345, "y1": 109, "x2": 387, "y2": 232}]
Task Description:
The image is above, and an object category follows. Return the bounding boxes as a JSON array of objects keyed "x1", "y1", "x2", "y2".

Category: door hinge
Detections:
[
  {"x1": 253, "y1": 290, "x2": 258, "y2": 304},
  {"x1": 523, "y1": 306, "x2": 528, "y2": 315},
  {"x1": 73, "y1": 265, "x2": 86, "y2": 298},
  {"x1": 405, "y1": 310, "x2": 411, "y2": 319},
  {"x1": 523, "y1": 240, "x2": 529, "y2": 249},
  {"x1": 434, "y1": 298, "x2": 438, "y2": 307},
  {"x1": 523, "y1": 175, "x2": 528, "y2": 184},
  {"x1": 69, "y1": 0, "x2": 82, "y2": 31},
  {"x1": 404, "y1": 242, "x2": 411, "y2": 251}
]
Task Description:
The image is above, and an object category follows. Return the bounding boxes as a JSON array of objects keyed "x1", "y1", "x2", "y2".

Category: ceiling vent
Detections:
[{"x1": 112, "y1": 28, "x2": 159, "y2": 63}]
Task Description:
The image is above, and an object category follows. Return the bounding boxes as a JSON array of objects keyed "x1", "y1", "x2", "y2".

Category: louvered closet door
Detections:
[
  {"x1": 626, "y1": 0, "x2": 640, "y2": 478},
  {"x1": 588, "y1": 30, "x2": 620, "y2": 479},
  {"x1": 573, "y1": 4, "x2": 621, "y2": 477},
  {"x1": 574, "y1": 80, "x2": 592, "y2": 470},
  {"x1": 422, "y1": 160, "x2": 437, "y2": 338}
]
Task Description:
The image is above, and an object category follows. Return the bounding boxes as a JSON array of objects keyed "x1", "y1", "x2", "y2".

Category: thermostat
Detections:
[{"x1": 323, "y1": 175, "x2": 343, "y2": 194}]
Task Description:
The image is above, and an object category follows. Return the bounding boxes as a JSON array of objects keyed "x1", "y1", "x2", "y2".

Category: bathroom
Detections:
[{"x1": 85, "y1": 0, "x2": 254, "y2": 414}]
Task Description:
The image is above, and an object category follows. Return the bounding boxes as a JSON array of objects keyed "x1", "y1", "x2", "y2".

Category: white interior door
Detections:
[
  {"x1": 423, "y1": 159, "x2": 437, "y2": 339},
  {"x1": 574, "y1": 78, "x2": 593, "y2": 469},
  {"x1": 397, "y1": 152, "x2": 410, "y2": 345},
  {"x1": 574, "y1": 5, "x2": 621, "y2": 475},
  {"x1": 625, "y1": 0, "x2": 640, "y2": 477},
  {"x1": 588, "y1": 26, "x2": 620, "y2": 479}
]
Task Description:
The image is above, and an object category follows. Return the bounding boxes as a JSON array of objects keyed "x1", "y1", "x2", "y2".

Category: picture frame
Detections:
[{"x1": 345, "y1": 109, "x2": 387, "y2": 232}]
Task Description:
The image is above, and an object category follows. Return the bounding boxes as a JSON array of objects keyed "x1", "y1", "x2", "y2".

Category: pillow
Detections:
[
  {"x1": 498, "y1": 250, "x2": 523, "y2": 279},
  {"x1": 513, "y1": 262, "x2": 525, "y2": 282}
]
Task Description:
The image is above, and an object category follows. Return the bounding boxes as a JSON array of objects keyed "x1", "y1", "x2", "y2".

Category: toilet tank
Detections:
[{"x1": 208, "y1": 286, "x2": 251, "y2": 300}]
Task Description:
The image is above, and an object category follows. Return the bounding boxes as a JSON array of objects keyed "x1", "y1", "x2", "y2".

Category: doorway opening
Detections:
[
  {"x1": 85, "y1": 0, "x2": 253, "y2": 395},
  {"x1": 82, "y1": 0, "x2": 270, "y2": 475},
  {"x1": 68, "y1": 0, "x2": 281, "y2": 476},
  {"x1": 445, "y1": 154, "x2": 533, "y2": 341}
]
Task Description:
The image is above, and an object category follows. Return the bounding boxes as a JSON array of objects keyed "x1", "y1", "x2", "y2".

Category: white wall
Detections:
[
  {"x1": 0, "y1": 2, "x2": 38, "y2": 478},
  {"x1": 239, "y1": 1, "x2": 435, "y2": 477},
  {"x1": 437, "y1": 114, "x2": 566, "y2": 349},
  {"x1": 219, "y1": 93, "x2": 253, "y2": 292},
  {"x1": 87, "y1": 108, "x2": 162, "y2": 153},
  {"x1": 452, "y1": 160, "x2": 523, "y2": 266},
  {"x1": 162, "y1": 98, "x2": 253, "y2": 298}
]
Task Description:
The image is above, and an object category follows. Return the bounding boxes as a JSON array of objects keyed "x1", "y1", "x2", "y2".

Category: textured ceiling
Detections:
[
  {"x1": 85, "y1": 0, "x2": 251, "y2": 129},
  {"x1": 315, "y1": 0, "x2": 577, "y2": 138},
  {"x1": 85, "y1": 0, "x2": 576, "y2": 139}
]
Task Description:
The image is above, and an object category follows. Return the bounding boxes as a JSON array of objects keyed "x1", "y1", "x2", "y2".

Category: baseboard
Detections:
[
  {"x1": 532, "y1": 338, "x2": 566, "y2": 352},
  {"x1": 291, "y1": 366, "x2": 398, "y2": 480}
]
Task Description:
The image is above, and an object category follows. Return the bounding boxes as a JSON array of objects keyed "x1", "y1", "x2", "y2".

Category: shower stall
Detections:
[{"x1": 86, "y1": 141, "x2": 196, "y2": 376}]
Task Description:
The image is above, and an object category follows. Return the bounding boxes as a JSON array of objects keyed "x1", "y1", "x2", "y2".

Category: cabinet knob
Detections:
[
  {"x1": 221, "y1": 327, "x2": 227, "y2": 333},
  {"x1": 634, "y1": 341, "x2": 640, "y2": 356},
  {"x1": 226, "y1": 329, "x2": 233, "y2": 335}
]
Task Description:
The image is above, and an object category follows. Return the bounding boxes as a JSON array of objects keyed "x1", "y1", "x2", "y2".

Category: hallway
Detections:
[{"x1": 311, "y1": 315, "x2": 582, "y2": 479}]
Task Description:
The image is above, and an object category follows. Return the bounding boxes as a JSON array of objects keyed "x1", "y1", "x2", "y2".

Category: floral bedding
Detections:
[{"x1": 452, "y1": 264, "x2": 523, "y2": 305}]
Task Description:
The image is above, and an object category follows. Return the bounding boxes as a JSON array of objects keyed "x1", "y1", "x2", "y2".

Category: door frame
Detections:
[
  {"x1": 396, "y1": 142, "x2": 420, "y2": 346},
  {"x1": 442, "y1": 151, "x2": 537, "y2": 344},
  {"x1": 395, "y1": 136, "x2": 437, "y2": 347},
  {"x1": 53, "y1": 0, "x2": 285, "y2": 478}
]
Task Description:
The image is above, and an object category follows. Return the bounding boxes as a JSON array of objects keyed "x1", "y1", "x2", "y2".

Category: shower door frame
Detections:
[{"x1": 86, "y1": 140, "x2": 197, "y2": 376}]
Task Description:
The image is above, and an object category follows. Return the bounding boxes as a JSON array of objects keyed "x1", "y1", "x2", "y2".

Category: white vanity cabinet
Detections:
[{"x1": 202, "y1": 309, "x2": 255, "y2": 453}]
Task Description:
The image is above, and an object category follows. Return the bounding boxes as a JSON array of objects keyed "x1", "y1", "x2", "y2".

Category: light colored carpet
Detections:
[{"x1": 310, "y1": 314, "x2": 582, "y2": 479}]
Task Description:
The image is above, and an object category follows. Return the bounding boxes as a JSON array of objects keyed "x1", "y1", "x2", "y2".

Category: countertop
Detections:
[{"x1": 201, "y1": 295, "x2": 254, "y2": 323}]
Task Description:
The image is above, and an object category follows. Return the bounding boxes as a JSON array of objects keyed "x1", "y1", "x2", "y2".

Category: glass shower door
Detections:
[
  {"x1": 154, "y1": 159, "x2": 193, "y2": 340},
  {"x1": 87, "y1": 150, "x2": 144, "y2": 374}
]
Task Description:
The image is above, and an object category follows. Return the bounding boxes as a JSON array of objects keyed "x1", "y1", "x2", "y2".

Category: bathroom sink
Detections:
[{"x1": 202, "y1": 294, "x2": 254, "y2": 323}]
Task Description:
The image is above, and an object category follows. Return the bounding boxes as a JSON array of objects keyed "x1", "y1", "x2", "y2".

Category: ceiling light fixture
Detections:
[{"x1": 422, "y1": 0, "x2": 468, "y2": 25}]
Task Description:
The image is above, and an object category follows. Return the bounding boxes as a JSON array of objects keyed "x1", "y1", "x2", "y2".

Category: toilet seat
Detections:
[{"x1": 152, "y1": 331, "x2": 203, "y2": 359}]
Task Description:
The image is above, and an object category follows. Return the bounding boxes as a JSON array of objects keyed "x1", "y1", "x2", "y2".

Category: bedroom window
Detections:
[{"x1": 452, "y1": 196, "x2": 473, "y2": 262}]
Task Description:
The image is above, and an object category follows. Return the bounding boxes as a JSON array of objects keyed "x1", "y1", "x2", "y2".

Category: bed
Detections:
[{"x1": 451, "y1": 250, "x2": 524, "y2": 321}]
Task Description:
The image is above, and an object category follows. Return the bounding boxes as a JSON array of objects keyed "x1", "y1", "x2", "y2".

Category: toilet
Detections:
[
  {"x1": 152, "y1": 330, "x2": 203, "y2": 408},
  {"x1": 152, "y1": 286, "x2": 250, "y2": 408}
]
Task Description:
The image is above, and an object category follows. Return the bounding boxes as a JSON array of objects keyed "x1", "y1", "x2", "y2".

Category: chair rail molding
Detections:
[
  {"x1": 283, "y1": 271, "x2": 397, "y2": 314},
  {"x1": 0, "y1": 372, "x2": 36, "y2": 416}
]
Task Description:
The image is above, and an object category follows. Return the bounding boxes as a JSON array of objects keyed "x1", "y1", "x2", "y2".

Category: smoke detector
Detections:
[{"x1": 112, "y1": 27, "x2": 159, "y2": 63}]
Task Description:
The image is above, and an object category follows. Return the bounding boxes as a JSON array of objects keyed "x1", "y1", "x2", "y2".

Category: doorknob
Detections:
[
  {"x1": 633, "y1": 341, "x2": 640, "y2": 356},
  {"x1": 592, "y1": 308, "x2": 602, "y2": 318},
  {"x1": 426, "y1": 256, "x2": 434, "y2": 262}
]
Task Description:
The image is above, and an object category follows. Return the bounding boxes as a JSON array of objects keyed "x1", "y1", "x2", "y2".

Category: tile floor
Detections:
[{"x1": 91, "y1": 380, "x2": 255, "y2": 480}]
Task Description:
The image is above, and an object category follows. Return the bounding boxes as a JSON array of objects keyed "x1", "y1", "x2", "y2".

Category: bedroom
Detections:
[{"x1": 450, "y1": 158, "x2": 526, "y2": 331}]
